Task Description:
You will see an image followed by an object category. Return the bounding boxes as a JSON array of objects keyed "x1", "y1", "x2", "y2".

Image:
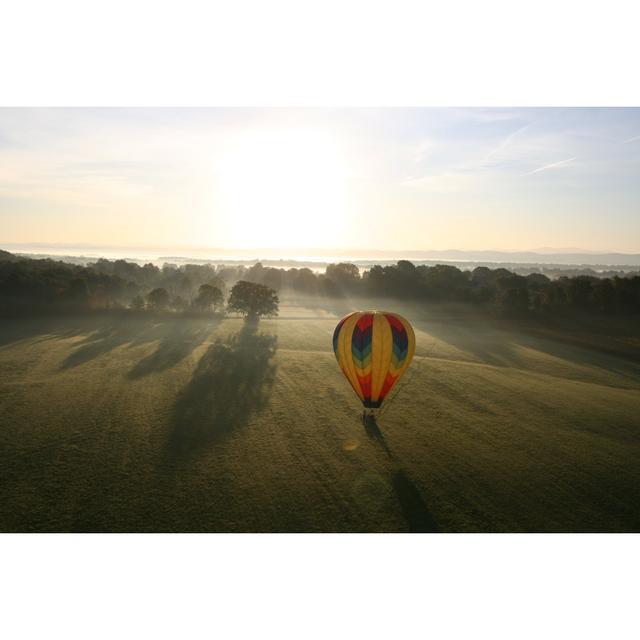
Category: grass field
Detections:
[{"x1": 1, "y1": 300, "x2": 639, "y2": 532}]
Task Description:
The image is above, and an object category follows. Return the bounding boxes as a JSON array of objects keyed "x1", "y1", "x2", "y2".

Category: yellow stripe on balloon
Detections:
[
  {"x1": 338, "y1": 311, "x2": 364, "y2": 401},
  {"x1": 370, "y1": 313, "x2": 392, "y2": 403}
]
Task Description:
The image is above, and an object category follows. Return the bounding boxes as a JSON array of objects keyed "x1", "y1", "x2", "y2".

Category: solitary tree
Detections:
[
  {"x1": 193, "y1": 284, "x2": 223, "y2": 312},
  {"x1": 147, "y1": 287, "x2": 170, "y2": 311},
  {"x1": 227, "y1": 280, "x2": 279, "y2": 319}
]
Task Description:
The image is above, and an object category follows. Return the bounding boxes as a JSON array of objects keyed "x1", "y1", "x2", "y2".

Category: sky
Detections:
[{"x1": 1, "y1": 107, "x2": 639, "y2": 254}]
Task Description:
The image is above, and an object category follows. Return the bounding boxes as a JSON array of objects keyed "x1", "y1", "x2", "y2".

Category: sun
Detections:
[{"x1": 215, "y1": 127, "x2": 350, "y2": 250}]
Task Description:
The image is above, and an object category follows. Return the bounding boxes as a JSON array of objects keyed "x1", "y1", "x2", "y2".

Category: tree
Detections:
[
  {"x1": 292, "y1": 268, "x2": 318, "y2": 295},
  {"x1": 496, "y1": 285, "x2": 529, "y2": 313},
  {"x1": 227, "y1": 280, "x2": 279, "y2": 319},
  {"x1": 147, "y1": 287, "x2": 170, "y2": 311},
  {"x1": 179, "y1": 275, "x2": 194, "y2": 299},
  {"x1": 591, "y1": 278, "x2": 616, "y2": 313},
  {"x1": 326, "y1": 263, "x2": 360, "y2": 290},
  {"x1": 193, "y1": 284, "x2": 223, "y2": 312},
  {"x1": 206, "y1": 276, "x2": 226, "y2": 296},
  {"x1": 422, "y1": 264, "x2": 470, "y2": 301},
  {"x1": 495, "y1": 273, "x2": 529, "y2": 313},
  {"x1": 263, "y1": 268, "x2": 283, "y2": 291},
  {"x1": 470, "y1": 266, "x2": 495, "y2": 302},
  {"x1": 130, "y1": 295, "x2": 145, "y2": 311},
  {"x1": 245, "y1": 262, "x2": 265, "y2": 284},
  {"x1": 364, "y1": 264, "x2": 388, "y2": 296},
  {"x1": 171, "y1": 295, "x2": 188, "y2": 312},
  {"x1": 565, "y1": 275, "x2": 595, "y2": 309},
  {"x1": 141, "y1": 262, "x2": 160, "y2": 284},
  {"x1": 65, "y1": 277, "x2": 89, "y2": 306}
]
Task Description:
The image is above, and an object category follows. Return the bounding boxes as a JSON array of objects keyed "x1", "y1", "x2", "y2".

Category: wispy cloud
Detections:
[
  {"x1": 622, "y1": 134, "x2": 640, "y2": 144},
  {"x1": 523, "y1": 157, "x2": 576, "y2": 175},
  {"x1": 484, "y1": 123, "x2": 531, "y2": 163}
]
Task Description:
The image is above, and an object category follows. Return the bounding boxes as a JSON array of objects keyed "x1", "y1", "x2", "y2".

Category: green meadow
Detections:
[{"x1": 1, "y1": 300, "x2": 639, "y2": 532}]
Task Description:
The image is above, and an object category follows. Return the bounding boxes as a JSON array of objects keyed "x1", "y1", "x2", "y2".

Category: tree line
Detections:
[
  {"x1": 0, "y1": 257, "x2": 279, "y2": 318},
  {"x1": 1, "y1": 255, "x2": 639, "y2": 317}
]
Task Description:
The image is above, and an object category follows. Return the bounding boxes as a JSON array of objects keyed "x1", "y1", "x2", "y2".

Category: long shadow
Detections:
[
  {"x1": 57, "y1": 316, "x2": 217, "y2": 373},
  {"x1": 0, "y1": 319, "x2": 49, "y2": 348},
  {"x1": 165, "y1": 321, "x2": 277, "y2": 458},
  {"x1": 392, "y1": 469, "x2": 440, "y2": 533},
  {"x1": 0, "y1": 316, "x2": 103, "y2": 349},
  {"x1": 59, "y1": 319, "x2": 156, "y2": 369},
  {"x1": 127, "y1": 320, "x2": 218, "y2": 378},
  {"x1": 412, "y1": 316, "x2": 524, "y2": 368},
  {"x1": 514, "y1": 325, "x2": 640, "y2": 381},
  {"x1": 411, "y1": 313, "x2": 640, "y2": 384},
  {"x1": 363, "y1": 414, "x2": 439, "y2": 533}
]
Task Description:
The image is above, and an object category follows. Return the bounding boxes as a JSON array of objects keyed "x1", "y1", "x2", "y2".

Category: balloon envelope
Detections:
[{"x1": 332, "y1": 311, "x2": 415, "y2": 408}]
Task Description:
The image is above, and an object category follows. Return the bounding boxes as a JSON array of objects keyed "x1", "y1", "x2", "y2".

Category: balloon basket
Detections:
[{"x1": 361, "y1": 408, "x2": 379, "y2": 427}]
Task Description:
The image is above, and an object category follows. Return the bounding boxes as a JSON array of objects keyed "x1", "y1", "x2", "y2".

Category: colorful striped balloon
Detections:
[{"x1": 332, "y1": 311, "x2": 416, "y2": 409}]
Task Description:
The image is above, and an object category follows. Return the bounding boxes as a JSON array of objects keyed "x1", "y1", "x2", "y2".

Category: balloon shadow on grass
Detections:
[
  {"x1": 165, "y1": 320, "x2": 277, "y2": 458},
  {"x1": 392, "y1": 470, "x2": 439, "y2": 533},
  {"x1": 362, "y1": 413, "x2": 393, "y2": 457},
  {"x1": 363, "y1": 413, "x2": 439, "y2": 533}
]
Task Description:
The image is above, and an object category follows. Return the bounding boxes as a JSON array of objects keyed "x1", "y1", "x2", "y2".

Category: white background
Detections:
[
  {"x1": 1, "y1": 535, "x2": 638, "y2": 639},
  {"x1": 1, "y1": 1, "x2": 639, "y2": 638},
  {"x1": 2, "y1": 0, "x2": 639, "y2": 106}
]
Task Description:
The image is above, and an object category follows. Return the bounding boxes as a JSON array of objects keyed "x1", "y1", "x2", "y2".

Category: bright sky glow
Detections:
[
  {"x1": 216, "y1": 127, "x2": 350, "y2": 248},
  {"x1": 1, "y1": 107, "x2": 640, "y2": 252}
]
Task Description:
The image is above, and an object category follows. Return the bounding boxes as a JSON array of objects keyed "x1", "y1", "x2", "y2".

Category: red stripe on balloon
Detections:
[
  {"x1": 356, "y1": 313, "x2": 373, "y2": 331},
  {"x1": 384, "y1": 313, "x2": 404, "y2": 331},
  {"x1": 379, "y1": 372, "x2": 397, "y2": 399},
  {"x1": 357, "y1": 373, "x2": 372, "y2": 402}
]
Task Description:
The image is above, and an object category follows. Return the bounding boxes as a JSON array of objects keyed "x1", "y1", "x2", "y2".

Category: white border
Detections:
[
  {"x1": 1, "y1": 534, "x2": 637, "y2": 639},
  {"x1": 1, "y1": 0, "x2": 639, "y2": 106}
]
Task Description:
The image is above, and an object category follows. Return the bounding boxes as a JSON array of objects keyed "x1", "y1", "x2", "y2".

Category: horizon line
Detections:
[{"x1": 4, "y1": 243, "x2": 640, "y2": 256}]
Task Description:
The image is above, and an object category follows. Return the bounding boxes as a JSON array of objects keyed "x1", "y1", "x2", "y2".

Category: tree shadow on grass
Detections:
[
  {"x1": 0, "y1": 316, "x2": 113, "y2": 349},
  {"x1": 127, "y1": 320, "x2": 218, "y2": 378},
  {"x1": 58, "y1": 316, "x2": 218, "y2": 373},
  {"x1": 59, "y1": 320, "x2": 155, "y2": 369},
  {"x1": 165, "y1": 321, "x2": 277, "y2": 458}
]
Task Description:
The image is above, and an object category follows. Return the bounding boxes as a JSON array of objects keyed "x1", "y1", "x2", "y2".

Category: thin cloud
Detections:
[
  {"x1": 622, "y1": 134, "x2": 640, "y2": 144},
  {"x1": 523, "y1": 157, "x2": 576, "y2": 175},
  {"x1": 484, "y1": 123, "x2": 531, "y2": 163}
]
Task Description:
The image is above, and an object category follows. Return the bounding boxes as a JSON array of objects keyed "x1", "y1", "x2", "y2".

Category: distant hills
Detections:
[
  {"x1": 385, "y1": 250, "x2": 640, "y2": 267},
  {"x1": 2, "y1": 245, "x2": 640, "y2": 268}
]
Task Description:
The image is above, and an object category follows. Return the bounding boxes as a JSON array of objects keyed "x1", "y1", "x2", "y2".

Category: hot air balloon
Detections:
[{"x1": 332, "y1": 311, "x2": 415, "y2": 416}]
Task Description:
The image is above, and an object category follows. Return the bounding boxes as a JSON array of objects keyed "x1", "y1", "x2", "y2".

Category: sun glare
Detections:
[{"x1": 216, "y1": 127, "x2": 349, "y2": 250}]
